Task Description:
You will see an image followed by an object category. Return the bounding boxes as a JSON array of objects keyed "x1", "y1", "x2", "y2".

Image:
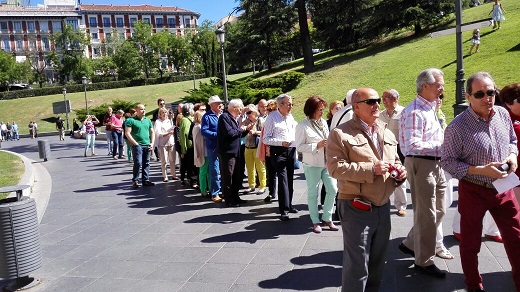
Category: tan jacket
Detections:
[{"x1": 326, "y1": 115, "x2": 403, "y2": 206}]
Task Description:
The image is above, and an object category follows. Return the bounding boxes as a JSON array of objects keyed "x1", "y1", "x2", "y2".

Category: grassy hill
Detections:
[{"x1": 1, "y1": 0, "x2": 519, "y2": 133}]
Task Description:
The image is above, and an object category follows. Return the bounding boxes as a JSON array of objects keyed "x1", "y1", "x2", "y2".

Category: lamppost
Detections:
[
  {"x1": 82, "y1": 76, "x2": 89, "y2": 115},
  {"x1": 453, "y1": 0, "x2": 468, "y2": 117},
  {"x1": 214, "y1": 28, "x2": 228, "y2": 105},
  {"x1": 62, "y1": 88, "x2": 70, "y2": 132},
  {"x1": 191, "y1": 59, "x2": 196, "y2": 90}
]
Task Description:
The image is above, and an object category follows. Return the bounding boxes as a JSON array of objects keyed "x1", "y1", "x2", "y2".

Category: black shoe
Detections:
[
  {"x1": 279, "y1": 215, "x2": 290, "y2": 221},
  {"x1": 264, "y1": 195, "x2": 272, "y2": 203},
  {"x1": 414, "y1": 264, "x2": 447, "y2": 278},
  {"x1": 289, "y1": 208, "x2": 299, "y2": 214},
  {"x1": 132, "y1": 181, "x2": 139, "y2": 188},
  {"x1": 237, "y1": 199, "x2": 247, "y2": 204},
  {"x1": 226, "y1": 203, "x2": 240, "y2": 207},
  {"x1": 398, "y1": 243, "x2": 415, "y2": 257},
  {"x1": 142, "y1": 181, "x2": 155, "y2": 186},
  {"x1": 468, "y1": 289, "x2": 485, "y2": 292}
]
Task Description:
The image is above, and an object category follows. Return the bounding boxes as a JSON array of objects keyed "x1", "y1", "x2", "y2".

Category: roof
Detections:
[{"x1": 79, "y1": 4, "x2": 200, "y2": 16}]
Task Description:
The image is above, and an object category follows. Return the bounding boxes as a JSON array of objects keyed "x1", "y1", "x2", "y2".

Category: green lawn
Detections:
[
  {"x1": 0, "y1": 151, "x2": 24, "y2": 200},
  {"x1": 1, "y1": 0, "x2": 519, "y2": 129}
]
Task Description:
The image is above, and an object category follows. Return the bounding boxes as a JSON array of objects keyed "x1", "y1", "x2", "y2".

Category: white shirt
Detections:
[
  {"x1": 330, "y1": 105, "x2": 353, "y2": 130},
  {"x1": 262, "y1": 110, "x2": 297, "y2": 147}
]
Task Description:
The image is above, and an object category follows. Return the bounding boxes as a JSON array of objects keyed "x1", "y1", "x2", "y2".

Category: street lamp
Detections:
[
  {"x1": 62, "y1": 88, "x2": 70, "y2": 132},
  {"x1": 191, "y1": 59, "x2": 196, "y2": 90},
  {"x1": 82, "y1": 76, "x2": 89, "y2": 115},
  {"x1": 214, "y1": 28, "x2": 228, "y2": 105}
]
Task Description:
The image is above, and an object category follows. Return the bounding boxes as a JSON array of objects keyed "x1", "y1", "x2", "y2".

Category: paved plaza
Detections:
[{"x1": 0, "y1": 136, "x2": 516, "y2": 292}]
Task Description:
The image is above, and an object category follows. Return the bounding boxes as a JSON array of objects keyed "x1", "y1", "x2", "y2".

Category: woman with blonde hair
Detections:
[
  {"x1": 154, "y1": 107, "x2": 177, "y2": 181},
  {"x1": 326, "y1": 100, "x2": 344, "y2": 129},
  {"x1": 193, "y1": 109, "x2": 210, "y2": 196}
]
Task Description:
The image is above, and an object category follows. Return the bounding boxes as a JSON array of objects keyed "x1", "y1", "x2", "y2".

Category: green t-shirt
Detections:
[{"x1": 126, "y1": 116, "x2": 153, "y2": 146}]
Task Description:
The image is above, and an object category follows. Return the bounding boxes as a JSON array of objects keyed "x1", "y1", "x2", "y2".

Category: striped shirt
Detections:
[
  {"x1": 441, "y1": 106, "x2": 518, "y2": 184},
  {"x1": 359, "y1": 118, "x2": 382, "y2": 157},
  {"x1": 399, "y1": 95, "x2": 443, "y2": 157},
  {"x1": 262, "y1": 110, "x2": 297, "y2": 147}
]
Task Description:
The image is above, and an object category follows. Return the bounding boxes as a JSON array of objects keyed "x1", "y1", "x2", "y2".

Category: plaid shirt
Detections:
[
  {"x1": 399, "y1": 95, "x2": 444, "y2": 157},
  {"x1": 441, "y1": 106, "x2": 518, "y2": 184},
  {"x1": 263, "y1": 110, "x2": 297, "y2": 147}
]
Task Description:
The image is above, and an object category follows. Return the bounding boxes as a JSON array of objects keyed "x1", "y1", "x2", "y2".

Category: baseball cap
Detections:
[{"x1": 208, "y1": 95, "x2": 223, "y2": 105}]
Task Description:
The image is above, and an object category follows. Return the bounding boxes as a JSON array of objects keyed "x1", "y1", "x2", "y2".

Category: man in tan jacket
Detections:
[{"x1": 327, "y1": 88, "x2": 406, "y2": 292}]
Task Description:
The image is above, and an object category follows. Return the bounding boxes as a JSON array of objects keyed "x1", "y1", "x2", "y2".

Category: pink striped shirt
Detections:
[{"x1": 399, "y1": 95, "x2": 444, "y2": 157}]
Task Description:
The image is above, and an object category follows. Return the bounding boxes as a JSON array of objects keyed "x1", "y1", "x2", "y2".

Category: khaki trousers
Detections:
[{"x1": 403, "y1": 157, "x2": 446, "y2": 267}]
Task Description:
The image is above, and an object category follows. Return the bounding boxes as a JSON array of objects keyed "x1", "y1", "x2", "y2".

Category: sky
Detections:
[{"x1": 33, "y1": 0, "x2": 241, "y2": 24}]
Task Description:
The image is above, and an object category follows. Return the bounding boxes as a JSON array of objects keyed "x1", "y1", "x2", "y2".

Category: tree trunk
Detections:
[{"x1": 296, "y1": 0, "x2": 313, "y2": 73}]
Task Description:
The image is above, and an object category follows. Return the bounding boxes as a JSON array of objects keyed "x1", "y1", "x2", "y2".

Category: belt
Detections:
[
  {"x1": 245, "y1": 146, "x2": 257, "y2": 149},
  {"x1": 406, "y1": 155, "x2": 441, "y2": 161},
  {"x1": 461, "y1": 177, "x2": 495, "y2": 189}
]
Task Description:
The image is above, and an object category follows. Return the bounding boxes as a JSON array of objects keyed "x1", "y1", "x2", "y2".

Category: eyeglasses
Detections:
[
  {"x1": 356, "y1": 98, "x2": 381, "y2": 105},
  {"x1": 283, "y1": 102, "x2": 293, "y2": 107},
  {"x1": 473, "y1": 89, "x2": 496, "y2": 99},
  {"x1": 246, "y1": 111, "x2": 252, "y2": 115}
]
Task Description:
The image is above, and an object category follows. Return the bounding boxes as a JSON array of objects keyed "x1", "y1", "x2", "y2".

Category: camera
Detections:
[
  {"x1": 388, "y1": 164, "x2": 401, "y2": 180},
  {"x1": 496, "y1": 162, "x2": 510, "y2": 172}
]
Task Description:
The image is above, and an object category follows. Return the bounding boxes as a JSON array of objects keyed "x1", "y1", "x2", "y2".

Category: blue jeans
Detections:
[
  {"x1": 206, "y1": 146, "x2": 221, "y2": 197},
  {"x1": 111, "y1": 130, "x2": 124, "y2": 158},
  {"x1": 131, "y1": 145, "x2": 151, "y2": 182}
]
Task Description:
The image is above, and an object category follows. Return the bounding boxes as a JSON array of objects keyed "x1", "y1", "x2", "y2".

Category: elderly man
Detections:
[
  {"x1": 125, "y1": 104, "x2": 155, "y2": 188},
  {"x1": 398, "y1": 68, "x2": 447, "y2": 278},
  {"x1": 327, "y1": 88, "x2": 406, "y2": 291},
  {"x1": 379, "y1": 89, "x2": 408, "y2": 216},
  {"x1": 441, "y1": 72, "x2": 520, "y2": 292},
  {"x1": 217, "y1": 99, "x2": 254, "y2": 207},
  {"x1": 201, "y1": 95, "x2": 224, "y2": 203},
  {"x1": 263, "y1": 94, "x2": 299, "y2": 221}
]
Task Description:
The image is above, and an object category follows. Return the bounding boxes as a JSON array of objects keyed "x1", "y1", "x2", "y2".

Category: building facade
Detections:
[{"x1": 0, "y1": 0, "x2": 199, "y2": 81}]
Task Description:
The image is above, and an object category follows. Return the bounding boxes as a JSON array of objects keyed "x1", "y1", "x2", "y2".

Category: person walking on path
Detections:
[
  {"x1": 125, "y1": 104, "x2": 155, "y2": 188},
  {"x1": 327, "y1": 88, "x2": 406, "y2": 291},
  {"x1": 441, "y1": 72, "x2": 520, "y2": 292},
  {"x1": 263, "y1": 94, "x2": 299, "y2": 221},
  {"x1": 489, "y1": 0, "x2": 505, "y2": 29},
  {"x1": 103, "y1": 107, "x2": 114, "y2": 156},
  {"x1": 56, "y1": 117, "x2": 65, "y2": 141},
  {"x1": 296, "y1": 96, "x2": 338, "y2": 234},
  {"x1": 398, "y1": 68, "x2": 448, "y2": 278}
]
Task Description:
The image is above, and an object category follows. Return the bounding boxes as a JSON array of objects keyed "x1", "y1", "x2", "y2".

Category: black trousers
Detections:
[
  {"x1": 265, "y1": 153, "x2": 277, "y2": 197},
  {"x1": 219, "y1": 153, "x2": 241, "y2": 205},
  {"x1": 270, "y1": 146, "x2": 295, "y2": 215}
]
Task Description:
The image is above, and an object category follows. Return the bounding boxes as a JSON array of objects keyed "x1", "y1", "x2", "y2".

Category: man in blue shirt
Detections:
[{"x1": 201, "y1": 95, "x2": 224, "y2": 202}]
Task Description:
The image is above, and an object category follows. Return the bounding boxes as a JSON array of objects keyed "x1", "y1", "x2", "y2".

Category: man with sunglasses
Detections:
[
  {"x1": 441, "y1": 72, "x2": 520, "y2": 292},
  {"x1": 398, "y1": 68, "x2": 448, "y2": 278},
  {"x1": 327, "y1": 88, "x2": 406, "y2": 292}
]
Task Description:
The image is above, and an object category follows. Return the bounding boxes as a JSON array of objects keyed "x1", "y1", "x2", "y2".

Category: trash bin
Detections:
[
  {"x1": 0, "y1": 195, "x2": 42, "y2": 290},
  {"x1": 37, "y1": 140, "x2": 50, "y2": 161}
]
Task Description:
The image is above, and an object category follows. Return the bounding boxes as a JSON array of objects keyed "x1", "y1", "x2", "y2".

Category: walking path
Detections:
[{"x1": 0, "y1": 137, "x2": 515, "y2": 291}]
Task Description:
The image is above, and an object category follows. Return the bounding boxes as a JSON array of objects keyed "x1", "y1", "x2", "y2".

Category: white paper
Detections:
[{"x1": 493, "y1": 173, "x2": 520, "y2": 194}]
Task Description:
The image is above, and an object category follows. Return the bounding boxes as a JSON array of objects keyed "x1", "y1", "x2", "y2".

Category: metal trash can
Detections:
[
  {"x1": 37, "y1": 140, "x2": 50, "y2": 161},
  {"x1": 0, "y1": 196, "x2": 42, "y2": 289}
]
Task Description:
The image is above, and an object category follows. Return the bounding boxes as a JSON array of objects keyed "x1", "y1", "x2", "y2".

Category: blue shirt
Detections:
[{"x1": 201, "y1": 110, "x2": 219, "y2": 150}]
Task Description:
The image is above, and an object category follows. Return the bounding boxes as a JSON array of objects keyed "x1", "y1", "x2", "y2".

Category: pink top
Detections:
[{"x1": 110, "y1": 115, "x2": 123, "y2": 131}]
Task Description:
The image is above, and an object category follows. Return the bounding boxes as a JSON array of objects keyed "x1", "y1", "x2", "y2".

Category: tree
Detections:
[
  {"x1": 50, "y1": 24, "x2": 90, "y2": 83},
  {"x1": 296, "y1": 0, "x2": 314, "y2": 73},
  {"x1": 131, "y1": 21, "x2": 158, "y2": 78},
  {"x1": 238, "y1": 0, "x2": 298, "y2": 70},
  {"x1": 192, "y1": 20, "x2": 220, "y2": 78},
  {"x1": 0, "y1": 51, "x2": 16, "y2": 89},
  {"x1": 112, "y1": 40, "x2": 142, "y2": 80}
]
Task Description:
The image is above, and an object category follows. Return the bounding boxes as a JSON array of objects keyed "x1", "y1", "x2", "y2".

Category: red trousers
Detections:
[{"x1": 459, "y1": 180, "x2": 520, "y2": 291}]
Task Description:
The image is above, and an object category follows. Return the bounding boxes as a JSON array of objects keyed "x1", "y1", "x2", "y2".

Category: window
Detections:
[
  {"x1": 130, "y1": 17, "x2": 137, "y2": 27},
  {"x1": 13, "y1": 22, "x2": 22, "y2": 32},
  {"x1": 16, "y1": 39, "x2": 23, "y2": 51},
  {"x1": 184, "y1": 18, "x2": 191, "y2": 28},
  {"x1": 93, "y1": 47, "x2": 100, "y2": 56},
  {"x1": 1, "y1": 39, "x2": 10, "y2": 51},
  {"x1": 156, "y1": 18, "x2": 164, "y2": 28},
  {"x1": 0, "y1": 22, "x2": 7, "y2": 30},
  {"x1": 52, "y1": 21, "x2": 61, "y2": 32},
  {"x1": 91, "y1": 33, "x2": 98, "y2": 40},
  {"x1": 105, "y1": 32, "x2": 112, "y2": 40},
  {"x1": 26, "y1": 21, "x2": 35, "y2": 32},
  {"x1": 42, "y1": 38, "x2": 50, "y2": 50},
  {"x1": 116, "y1": 17, "x2": 124, "y2": 27},
  {"x1": 167, "y1": 18, "x2": 175, "y2": 28},
  {"x1": 143, "y1": 18, "x2": 150, "y2": 24},
  {"x1": 66, "y1": 19, "x2": 77, "y2": 30},
  {"x1": 39, "y1": 21, "x2": 48, "y2": 32},
  {"x1": 103, "y1": 17, "x2": 111, "y2": 27},
  {"x1": 89, "y1": 17, "x2": 97, "y2": 27}
]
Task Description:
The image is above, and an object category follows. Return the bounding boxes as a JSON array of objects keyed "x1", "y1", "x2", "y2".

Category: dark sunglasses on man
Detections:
[
  {"x1": 356, "y1": 98, "x2": 381, "y2": 105},
  {"x1": 472, "y1": 89, "x2": 497, "y2": 99}
]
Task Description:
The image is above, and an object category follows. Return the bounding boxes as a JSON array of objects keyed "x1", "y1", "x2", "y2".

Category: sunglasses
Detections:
[
  {"x1": 246, "y1": 111, "x2": 252, "y2": 115},
  {"x1": 356, "y1": 98, "x2": 381, "y2": 105},
  {"x1": 473, "y1": 90, "x2": 496, "y2": 99}
]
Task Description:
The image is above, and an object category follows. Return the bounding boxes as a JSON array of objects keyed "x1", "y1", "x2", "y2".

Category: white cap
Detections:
[
  {"x1": 208, "y1": 95, "x2": 223, "y2": 105},
  {"x1": 345, "y1": 89, "x2": 356, "y2": 105}
]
